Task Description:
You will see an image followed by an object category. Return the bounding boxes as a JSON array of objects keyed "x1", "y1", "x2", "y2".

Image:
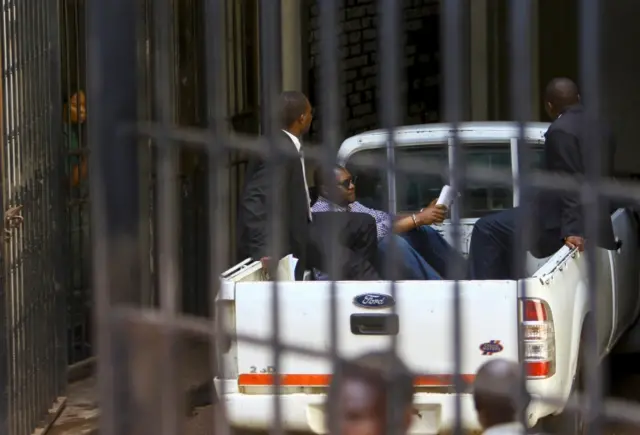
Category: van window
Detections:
[{"x1": 345, "y1": 143, "x2": 544, "y2": 218}]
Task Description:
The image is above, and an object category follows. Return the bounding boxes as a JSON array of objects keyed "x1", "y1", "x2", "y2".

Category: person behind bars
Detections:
[
  {"x1": 467, "y1": 77, "x2": 617, "y2": 280},
  {"x1": 327, "y1": 351, "x2": 415, "y2": 435},
  {"x1": 473, "y1": 359, "x2": 531, "y2": 435},
  {"x1": 237, "y1": 91, "x2": 380, "y2": 280}
]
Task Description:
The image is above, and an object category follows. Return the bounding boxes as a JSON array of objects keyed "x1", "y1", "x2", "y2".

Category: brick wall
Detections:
[{"x1": 307, "y1": 0, "x2": 441, "y2": 141}]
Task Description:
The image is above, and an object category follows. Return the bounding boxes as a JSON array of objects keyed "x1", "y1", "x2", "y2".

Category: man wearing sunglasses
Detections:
[{"x1": 312, "y1": 166, "x2": 464, "y2": 280}]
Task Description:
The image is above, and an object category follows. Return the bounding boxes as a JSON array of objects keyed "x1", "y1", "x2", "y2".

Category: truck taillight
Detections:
[{"x1": 521, "y1": 299, "x2": 555, "y2": 379}]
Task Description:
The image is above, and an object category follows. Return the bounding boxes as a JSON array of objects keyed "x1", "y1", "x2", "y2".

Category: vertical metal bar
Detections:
[
  {"x1": 0, "y1": 5, "x2": 16, "y2": 433},
  {"x1": 152, "y1": 0, "x2": 181, "y2": 432},
  {"x1": 509, "y1": 0, "x2": 532, "y2": 431},
  {"x1": 0, "y1": 5, "x2": 8, "y2": 426},
  {"x1": 14, "y1": 0, "x2": 24, "y2": 429},
  {"x1": 72, "y1": 0, "x2": 88, "y2": 326},
  {"x1": 61, "y1": 0, "x2": 75, "y2": 366},
  {"x1": 441, "y1": 1, "x2": 466, "y2": 435},
  {"x1": 46, "y1": 0, "x2": 65, "y2": 402},
  {"x1": 15, "y1": 0, "x2": 27, "y2": 429},
  {"x1": 378, "y1": 0, "x2": 401, "y2": 433},
  {"x1": 317, "y1": 0, "x2": 340, "y2": 432},
  {"x1": 204, "y1": 0, "x2": 230, "y2": 430},
  {"x1": 6, "y1": 6, "x2": 17, "y2": 429},
  {"x1": 25, "y1": 0, "x2": 37, "y2": 419},
  {"x1": 32, "y1": 0, "x2": 40, "y2": 415},
  {"x1": 259, "y1": 4, "x2": 283, "y2": 435},
  {"x1": 87, "y1": 0, "x2": 140, "y2": 432},
  {"x1": 580, "y1": 0, "x2": 603, "y2": 434}
]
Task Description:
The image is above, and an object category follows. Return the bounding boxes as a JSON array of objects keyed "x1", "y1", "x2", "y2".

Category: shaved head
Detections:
[
  {"x1": 473, "y1": 359, "x2": 528, "y2": 429},
  {"x1": 544, "y1": 78, "x2": 580, "y2": 118}
]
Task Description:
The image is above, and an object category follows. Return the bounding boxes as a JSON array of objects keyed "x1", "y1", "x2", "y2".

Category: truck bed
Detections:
[{"x1": 221, "y1": 279, "x2": 519, "y2": 382}]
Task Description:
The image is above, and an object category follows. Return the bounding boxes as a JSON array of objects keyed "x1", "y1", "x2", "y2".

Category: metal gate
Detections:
[
  {"x1": 0, "y1": 0, "x2": 67, "y2": 433},
  {"x1": 89, "y1": 1, "x2": 640, "y2": 435}
]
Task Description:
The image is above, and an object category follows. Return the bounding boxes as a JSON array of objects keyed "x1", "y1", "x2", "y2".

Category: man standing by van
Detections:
[{"x1": 468, "y1": 78, "x2": 617, "y2": 279}]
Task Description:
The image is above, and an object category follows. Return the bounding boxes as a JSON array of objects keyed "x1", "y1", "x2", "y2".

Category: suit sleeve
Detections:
[
  {"x1": 545, "y1": 130, "x2": 584, "y2": 238},
  {"x1": 239, "y1": 158, "x2": 290, "y2": 260}
]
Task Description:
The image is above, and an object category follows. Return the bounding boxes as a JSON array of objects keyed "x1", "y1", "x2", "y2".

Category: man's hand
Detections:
[
  {"x1": 564, "y1": 236, "x2": 585, "y2": 252},
  {"x1": 417, "y1": 199, "x2": 447, "y2": 225},
  {"x1": 259, "y1": 257, "x2": 272, "y2": 269}
]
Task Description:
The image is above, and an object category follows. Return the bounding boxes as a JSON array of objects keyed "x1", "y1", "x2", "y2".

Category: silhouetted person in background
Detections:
[
  {"x1": 468, "y1": 77, "x2": 617, "y2": 279},
  {"x1": 473, "y1": 359, "x2": 529, "y2": 435},
  {"x1": 326, "y1": 351, "x2": 415, "y2": 435}
]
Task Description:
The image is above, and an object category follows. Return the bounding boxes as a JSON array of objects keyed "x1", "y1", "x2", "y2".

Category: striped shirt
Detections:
[{"x1": 311, "y1": 196, "x2": 392, "y2": 240}]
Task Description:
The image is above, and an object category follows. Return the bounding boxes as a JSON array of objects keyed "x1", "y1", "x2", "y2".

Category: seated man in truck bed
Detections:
[
  {"x1": 312, "y1": 166, "x2": 465, "y2": 280},
  {"x1": 468, "y1": 78, "x2": 617, "y2": 280}
]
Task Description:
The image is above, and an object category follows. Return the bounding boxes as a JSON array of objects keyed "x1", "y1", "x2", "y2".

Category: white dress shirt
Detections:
[{"x1": 282, "y1": 129, "x2": 312, "y2": 221}]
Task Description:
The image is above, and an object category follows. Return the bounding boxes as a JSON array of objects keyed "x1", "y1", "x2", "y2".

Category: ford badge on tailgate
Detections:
[{"x1": 353, "y1": 293, "x2": 396, "y2": 309}]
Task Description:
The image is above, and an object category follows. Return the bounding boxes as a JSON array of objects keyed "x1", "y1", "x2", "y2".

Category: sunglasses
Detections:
[{"x1": 337, "y1": 176, "x2": 357, "y2": 189}]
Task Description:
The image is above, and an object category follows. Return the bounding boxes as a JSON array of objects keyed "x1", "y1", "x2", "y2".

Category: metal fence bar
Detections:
[
  {"x1": 87, "y1": 0, "x2": 140, "y2": 432},
  {"x1": 0, "y1": 58, "x2": 8, "y2": 435},
  {"x1": 508, "y1": 0, "x2": 533, "y2": 431},
  {"x1": 441, "y1": 1, "x2": 466, "y2": 435},
  {"x1": 15, "y1": 1, "x2": 28, "y2": 430},
  {"x1": 152, "y1": 0, "x2": 181, "y2": 432},
  {"x1": 258, "y1": 3, "x2": 284, "y2": 435},
  {"x1": 47, "y1": 0, "x2": 68, "y2": 409},
  {"x1": 317, "y1": 0, "x2": 340, "y2": 433},
  {"x1": 580, "y1": 0, "x2": 604, "y2": 433},
  {"x1": 377, "y1": 1, "x2": 402, "y2": 434},
  {"x1": 137, "y1": 121, "x2": 640, "y2": 205},
  {"x1": 0, "y1": 8, "x2": 11, "y2": 430},
  {"x1": 203, "y1": 0, "x2": 230, "y2": 431}
]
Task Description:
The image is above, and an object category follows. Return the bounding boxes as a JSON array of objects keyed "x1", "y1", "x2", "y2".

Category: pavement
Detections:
[{"x1": 45, "y1": 344, "x2": 640, "y2": 435}]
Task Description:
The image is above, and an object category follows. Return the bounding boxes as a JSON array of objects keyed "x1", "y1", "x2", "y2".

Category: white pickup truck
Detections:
[{"x1": 215, "y1": 122, "x2": 640, "y2": 434}]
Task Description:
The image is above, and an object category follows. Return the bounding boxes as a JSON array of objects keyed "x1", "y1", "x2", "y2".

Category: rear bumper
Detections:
[{"x1": 215, "y1": 379, "x2": 480, "y2": 434}]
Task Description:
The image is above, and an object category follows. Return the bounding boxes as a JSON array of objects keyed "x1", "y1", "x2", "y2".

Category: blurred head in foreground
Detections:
[
  {"x1": 473, "y1": 359, "x2": 530, "y2": 431},
  {"x1": 326, "y1": 351, "x2": 415, "y2": 435}
]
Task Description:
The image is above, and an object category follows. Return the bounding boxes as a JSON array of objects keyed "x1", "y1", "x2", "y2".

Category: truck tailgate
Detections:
[{"x1": 234, "y1": 280, "x2": 519, "y2": 382}]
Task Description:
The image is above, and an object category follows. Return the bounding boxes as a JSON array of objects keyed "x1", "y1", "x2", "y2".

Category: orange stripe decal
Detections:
[{"x1": 238, "y1": 373, "x2": 475, "y2": 387}]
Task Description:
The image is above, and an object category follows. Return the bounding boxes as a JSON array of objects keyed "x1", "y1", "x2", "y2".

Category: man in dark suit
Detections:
[
  {"x1": 468, "y1": 78, "x2": 617, "y2": 280},
  {"x1": 238, "y1": 91, "x2": 380, "y2": 280}
]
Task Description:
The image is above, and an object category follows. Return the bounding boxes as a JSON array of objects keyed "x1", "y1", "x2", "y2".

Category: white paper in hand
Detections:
[{"x1": 436, "y1": 185, "x2": 456, "y2": 208}]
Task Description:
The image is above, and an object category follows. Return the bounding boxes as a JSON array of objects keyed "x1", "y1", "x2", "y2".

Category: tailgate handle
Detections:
[{"x1": 350, "y1": 314, "x2": 399, "y2": 335}]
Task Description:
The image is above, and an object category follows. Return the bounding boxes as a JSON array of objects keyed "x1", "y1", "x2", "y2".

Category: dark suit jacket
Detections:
[
  {"x1": 535, "y1": 104, "x2": 617, "y2": 253},
  {"x1": 237, "y1": 131, "x2": 311, "y2": 267}
]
